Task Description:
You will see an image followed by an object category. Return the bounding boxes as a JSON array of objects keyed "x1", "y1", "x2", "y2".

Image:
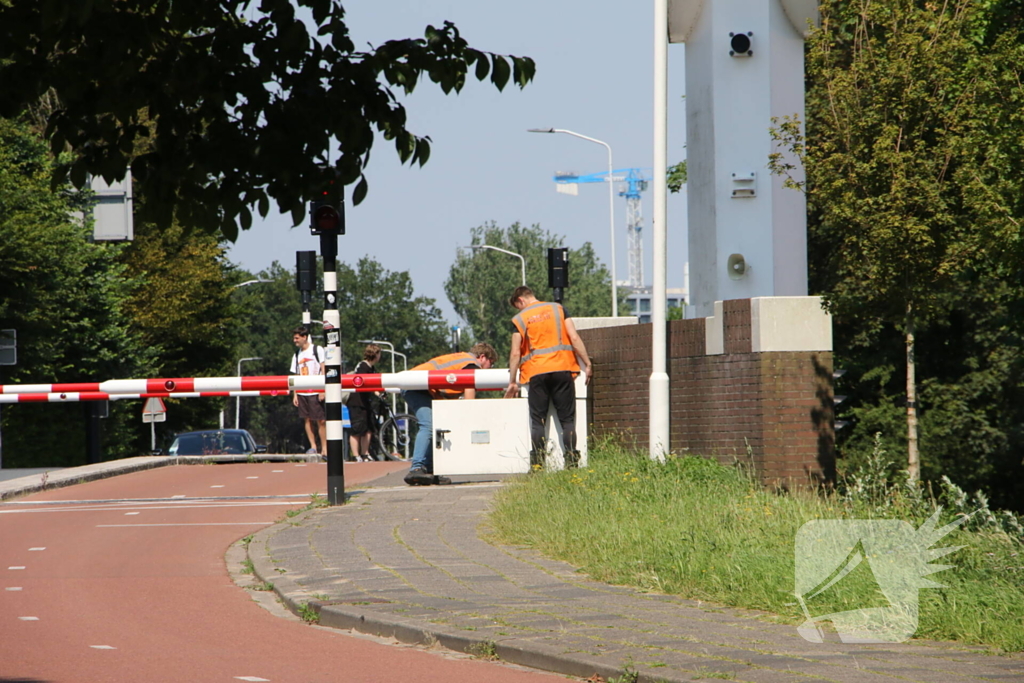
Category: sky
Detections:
[{"x1": 226, "y1": 1, "x2": 689, "y2": 324}]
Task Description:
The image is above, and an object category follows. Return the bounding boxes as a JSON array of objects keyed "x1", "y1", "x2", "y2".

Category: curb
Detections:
[
  {"x1": 0, "y1": 453, "x2": 321, "y2": 501},
  {"x1": 246, "y1": 507, "x2": 692, "y2": 683}
]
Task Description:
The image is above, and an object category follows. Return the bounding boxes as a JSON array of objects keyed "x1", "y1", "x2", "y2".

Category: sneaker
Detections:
[
  {"x1": 404, "y1": 466, "x2": 434, "y2": 486},
  {"x1": 360, "y1": 454, "x2": 375, "y2": 462},
  {"x1": 306, "y1": 448, "x2": 318, "y2": 455},
  {"x1": 433, "y1": 475, "x2": 452, "y2": 486}
]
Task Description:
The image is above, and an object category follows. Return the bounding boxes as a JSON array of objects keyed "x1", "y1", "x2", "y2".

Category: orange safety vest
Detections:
[
  {"x1": 412, "y1": 352, "x2": 480, "y2": 398},
  {"x1": 511, "y1": 301, "x2": 579, "y2": 383}
]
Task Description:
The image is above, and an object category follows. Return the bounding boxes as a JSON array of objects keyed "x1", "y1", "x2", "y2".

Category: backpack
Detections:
[{"x1": 293, "y1": 344, "x2": 321, "y2": 371}]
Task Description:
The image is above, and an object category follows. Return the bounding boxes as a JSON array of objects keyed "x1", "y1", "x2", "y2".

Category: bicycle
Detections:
[{"x1": 366, "y1": 396, "x2": 419, "y2": 462}]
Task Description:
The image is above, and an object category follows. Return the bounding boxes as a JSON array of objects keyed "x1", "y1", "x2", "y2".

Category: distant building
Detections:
[{"x1": 625, "y1": 287, "x2": 688, "y2": 324}]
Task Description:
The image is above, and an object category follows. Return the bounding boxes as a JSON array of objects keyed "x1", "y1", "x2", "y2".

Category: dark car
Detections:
[{"x1": 164, "y1": 429, "x2": 268, "y2": 456}]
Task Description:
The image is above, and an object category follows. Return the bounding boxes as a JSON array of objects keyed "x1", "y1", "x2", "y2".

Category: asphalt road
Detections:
[{"x1": 0, "y1": 461, "x2": 567, "y2": 683}]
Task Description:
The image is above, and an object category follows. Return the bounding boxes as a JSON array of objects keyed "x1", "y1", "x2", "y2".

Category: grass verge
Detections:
[{"x1": 487, "y1": 440, "x2": 1024, "y2": 652}]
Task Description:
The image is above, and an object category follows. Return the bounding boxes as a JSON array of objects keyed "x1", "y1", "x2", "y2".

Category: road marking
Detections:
[
  {"x1": 171, "y1": 495, "x2": 186, "y2": 499},
  {"x1": 19, "y1": 616, "x2": 39, "y2": 621},
  {"x1": 8, "y1": 566, "x2": 25, "y2": 570},
  {"x1": 272, "y1": 470, "x2": 284, "y2": 473},
  {"x1": 246, "y1": 476, "x2": 259, "y2": 479},
  {"x1": 93, "y1": 528, "x2": 272, "y2": 532},
  {"x1": 90, "y1": 645, "x2": 116, "y2": 649},
  {"x1": 125, "y1": 512, "x2": 140, "y2": 516},
  {"x1": 28, "y1": 547, "x2": 45, "y2": 551},
  {"x1": 3, "y1": 493, "x2": 312, "y2": 506},
  {"x1": 235, "y1": 677, "x2": 270, "y2": 682},
  {"x1": 211, "y1": 485, "x2": 225, "y2": 488},
  {"x1": 6, "y1": 587, "x2": 22, "y2": 591}
]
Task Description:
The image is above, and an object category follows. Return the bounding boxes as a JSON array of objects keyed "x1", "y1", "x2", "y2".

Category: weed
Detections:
[
  {"x1": 241, "y1": 534, "x2": 254, "y2": 547},
  {"x1": 298, "y1": 602, "x2": 320, "y2": 624},
  {"x1": 608, "y1": 662, "x2": 638, "y2": 683},
  {"x1": 240, "y1": 558, "x2": 255, "y2": 575},
  {"x1": 691, "y1": 667, "x2": 735, "y2": 680},
  {"x1": 470, "y1": 640, "x2": 499, "y2": 660},
  {"x1": 251, "y1": 581, "x2": 274, "y2": 592}
]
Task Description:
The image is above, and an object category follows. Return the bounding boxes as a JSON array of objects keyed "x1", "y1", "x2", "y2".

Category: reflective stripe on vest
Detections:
[
  {"x1": 411, "y1": 353, "x2": 479, "y2": 397},
  {"x1": 512, "y1": 301, "x2": 578, "y2": 383}
]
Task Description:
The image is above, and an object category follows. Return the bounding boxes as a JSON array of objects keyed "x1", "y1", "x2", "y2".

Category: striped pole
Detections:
[
  {"x1": 0, "y1": 369, "x2": 510, "y2": 397},
  {"x1": 320, "y1": 200, "x2": 345, "y2": 505}
]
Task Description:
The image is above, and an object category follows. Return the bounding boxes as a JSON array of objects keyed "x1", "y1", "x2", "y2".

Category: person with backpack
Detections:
[
  {"x1": 348, "y1": 343, "x2": 382, "y2": 461},
  {"x1": 290, "y1": 325, "x2": 326, "y2": 457}
]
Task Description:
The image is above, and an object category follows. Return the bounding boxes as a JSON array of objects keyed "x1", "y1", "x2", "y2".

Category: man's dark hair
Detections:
[
  {"x1": 293, "y1": 325, "x2": 310, "y2": 338},
  {"x1": 508, "y1": 286, "x2": 534, "y2": 307}
]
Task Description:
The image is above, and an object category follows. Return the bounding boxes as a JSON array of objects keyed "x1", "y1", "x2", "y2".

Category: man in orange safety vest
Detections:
[
  {"x1": 403, "y1": 343, "x2": 498, "y2": 486},
  {"x1": 504, "y1": 286, "x2": 592, "y2": 470}
]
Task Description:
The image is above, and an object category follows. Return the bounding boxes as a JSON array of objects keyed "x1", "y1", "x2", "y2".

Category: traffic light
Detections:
[{"x1": 309, "y1": 177, "x2": 345, "y2": 235}]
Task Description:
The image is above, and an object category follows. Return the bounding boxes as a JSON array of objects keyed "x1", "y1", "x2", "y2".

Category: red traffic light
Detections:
[{"x1": 313, "y1": 204, "x2": 341, "y2": 233}]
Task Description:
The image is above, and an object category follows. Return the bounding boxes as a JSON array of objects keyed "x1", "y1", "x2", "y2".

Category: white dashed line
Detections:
[
  {"x1": 246, "y1": 476, "x2": 259, "y2": 479},
  {"x1": 272, "y1": 470, "x2": 284, "y2": 473},
  {"x1": 211, "y1": 485, "x2": 225, "y2": 488},
  {"x1": 90, "y1": 645, "x2": 116, "y2": 650},
  {"x1": 6, "y1": 587, "x2": 22, "y2": 591},
  {"x1": 125, "y1": 512, "x2": 140, "y2": 516},
  {"x1": 18, "y1": 616, "x2": 39, "y2": 621},
  {"x1": 28, "y1": 547, "x2": 45, "y2": 551},
  {"x1": 235, "y1": 677, "x2": 270, "y2": 682},
  {"x1": 171, "y1": 495, "x2": 186, "y2": 499},
  {"x1": 8, "y1": 566, "x2": 25, "y2": 570},
  {"x1": 295, "y1": 464, "x2": 306, "y2": 467}
]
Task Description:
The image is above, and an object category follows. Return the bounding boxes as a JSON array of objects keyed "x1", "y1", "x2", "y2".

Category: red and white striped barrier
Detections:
[
  {"x1": 0, "y1": 390, "x2": 292, "y2": 404},
  {"x1": 0, "y1": 369, "x2": 511, "y2": 398}
]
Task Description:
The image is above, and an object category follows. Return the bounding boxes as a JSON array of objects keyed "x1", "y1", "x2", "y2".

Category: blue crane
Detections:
[{"x1": 552, "y1": 168, "x2": 650, "y2": 288}]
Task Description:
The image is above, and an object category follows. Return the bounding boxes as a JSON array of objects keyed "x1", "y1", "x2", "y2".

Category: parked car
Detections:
[{"x1": 161, "y1": 429, "x2": 268, "y2": 456}]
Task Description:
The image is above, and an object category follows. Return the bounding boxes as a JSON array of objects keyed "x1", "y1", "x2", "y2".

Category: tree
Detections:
[
  {"x1": 0, "y1": 1, "x2": 535, "y2": 239},
  {"x1": 444, "y1": 222, "x2": 618, "y2": 363},
  {"x1": 770, "y1": 0, "x2": 1024, "y2": 481},
  {"x1": 0, "y1": 117, "x2": 144, "y2": 466}
]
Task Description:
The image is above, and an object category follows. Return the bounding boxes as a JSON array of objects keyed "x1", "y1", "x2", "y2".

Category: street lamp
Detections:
[
  {"x1": 235, "y1": 357, "x2": 262, "y2": 429},
  {"x1": 233, "y1": 278, "x2": 272, "y2": 289},
  {"x1": 463, "y1": 245, "x2": 527, "y2": 286},
  {"x1": 528, "y1": 127, "x2": 618, "y2": 316}
]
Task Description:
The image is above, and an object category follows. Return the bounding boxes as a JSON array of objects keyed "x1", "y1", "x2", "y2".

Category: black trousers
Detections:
[{"x1": 527, "y1": 371, "x2": 576, "y2": 453}]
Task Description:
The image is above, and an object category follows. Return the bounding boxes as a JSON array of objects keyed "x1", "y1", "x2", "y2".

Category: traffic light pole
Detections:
[{"x1": 320, "y1": 215, "x2": 344, "y2": 505}]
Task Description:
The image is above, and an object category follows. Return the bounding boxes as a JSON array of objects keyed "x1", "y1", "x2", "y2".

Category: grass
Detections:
[{"x1": 487, "y1": 439, "x2": 1024, "y2": 652}]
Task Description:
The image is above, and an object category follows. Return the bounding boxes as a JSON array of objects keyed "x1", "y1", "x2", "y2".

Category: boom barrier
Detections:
[{"x1": 0, "y1": 369, "x2": 512, "y2": 399}]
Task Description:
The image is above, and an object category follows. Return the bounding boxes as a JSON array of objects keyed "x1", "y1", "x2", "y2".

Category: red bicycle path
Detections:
[{"x1": 0, "y1": 461, "x2": 567, "y2": 683}]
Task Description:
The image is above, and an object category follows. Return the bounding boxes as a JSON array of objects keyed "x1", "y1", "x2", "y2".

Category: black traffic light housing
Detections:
[
  {"x1": 309, "y1": 176, "x2": 345, "y2": 236},
  {"x1": 548, "y1": 247, "x2": 569, "y2": 303}
]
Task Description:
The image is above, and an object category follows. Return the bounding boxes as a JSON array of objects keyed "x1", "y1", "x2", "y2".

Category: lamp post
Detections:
[
  {"x1": 233, "y1": 278, "x2": 272, "y2": 289},
  {"x1": 528, "y1": 127, "x2": 618, "y2": 316},
  {"x1": 464, "y1": 245, "x2": 527, "y2": 286},
  {"x1": 356, "y1": 339, "x2": 407, "y2": 413},
  {"x1": 235, "y1": 357, "x2": 262, "y2": 429}
]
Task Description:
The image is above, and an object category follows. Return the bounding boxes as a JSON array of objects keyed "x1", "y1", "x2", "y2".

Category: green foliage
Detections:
[
  {"x1": 0, "y1": 1, "x2": 536, "y2": 239},
  {"x1": 489, "y1": 442, "x2": 1024, "y2": 652},
  {"x1": 444, "y1": 222, "x2": 619, "y2": 362},
  {"x1": 666, "y1": 160, "x2": 687, "y2": 194},
  {"x1": 0, "y1": 118, "x2": 144, "y2": 466},
  {"x1": 770, "y1": 0, "x2": 1024, "y2": 504}
]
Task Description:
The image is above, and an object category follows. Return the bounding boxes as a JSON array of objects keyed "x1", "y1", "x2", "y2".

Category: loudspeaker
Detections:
[{"x1": 727, "y1": 253, "x2": 747, "y2": 280}]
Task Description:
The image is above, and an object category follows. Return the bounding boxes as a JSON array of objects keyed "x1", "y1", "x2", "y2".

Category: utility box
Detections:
[{"x1": 432, "y1": 375, "x2": 589, "y2": 475}]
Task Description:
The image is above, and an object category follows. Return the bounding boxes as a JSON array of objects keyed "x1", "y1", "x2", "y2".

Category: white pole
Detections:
[{"x1": 650, "y1": 0, "x2": 670, "y2": 461}]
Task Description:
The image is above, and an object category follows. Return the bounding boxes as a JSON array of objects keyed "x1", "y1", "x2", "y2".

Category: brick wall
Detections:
[{"x1": 580, "y1": 301, "x2": 835, "y2": 487}]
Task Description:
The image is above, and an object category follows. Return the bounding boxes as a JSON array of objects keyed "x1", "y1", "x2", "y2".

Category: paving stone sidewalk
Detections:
[{"x1": 248, "y1": 479, "x2": 1024, "y2": 683}]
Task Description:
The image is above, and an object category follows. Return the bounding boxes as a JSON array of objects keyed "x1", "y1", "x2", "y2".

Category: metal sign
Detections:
[
  {"x1": 142, "y1": 396, "x2": 167, "y2": 423},
  {"x1": 0, "y1": 329, "x2": 14, "y2": 366}
]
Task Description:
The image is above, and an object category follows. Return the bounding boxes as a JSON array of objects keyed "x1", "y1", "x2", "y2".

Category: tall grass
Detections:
[{"x1": 487, "y1": 437, "x2": 1024, "y2": 652}]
